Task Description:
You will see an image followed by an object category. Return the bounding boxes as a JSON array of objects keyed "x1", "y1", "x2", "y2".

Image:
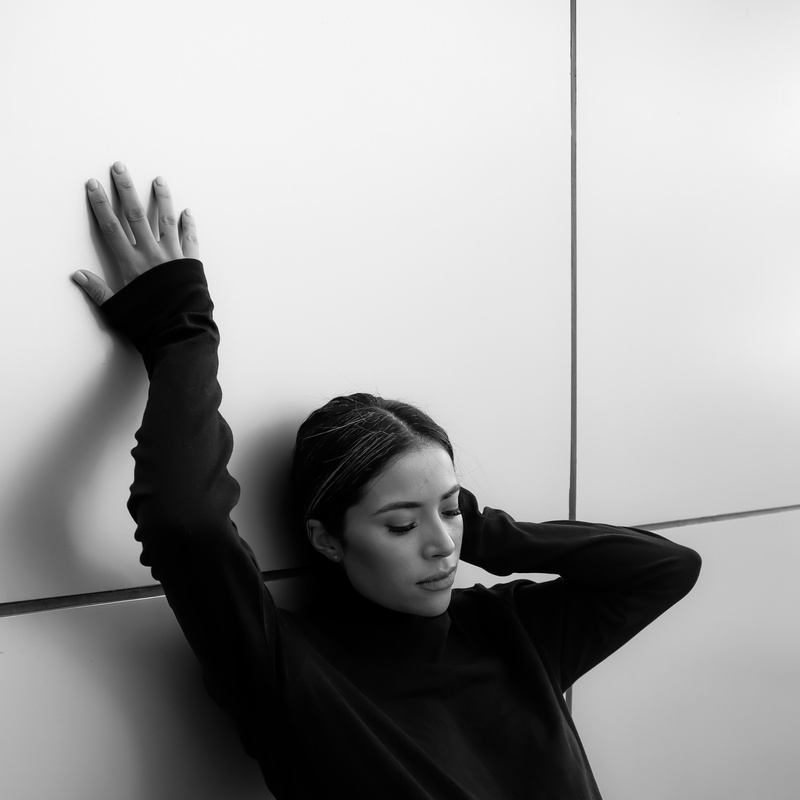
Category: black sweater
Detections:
[{"x1": 102, "y1": 259, "x2": 701, "y2": 800}]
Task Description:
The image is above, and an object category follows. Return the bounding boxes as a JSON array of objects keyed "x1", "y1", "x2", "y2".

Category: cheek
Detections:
[
  {"x1": 451, "y1": 519, "x2": 465, "y2": 553},
  {"x1": 346, "y1": 532, "x2": 415, "y2": 582}
]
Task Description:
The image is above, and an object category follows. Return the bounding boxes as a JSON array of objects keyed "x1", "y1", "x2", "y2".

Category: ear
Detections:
[{"x1": 307, "y1": 519, "x2": 342, "y2": 563}]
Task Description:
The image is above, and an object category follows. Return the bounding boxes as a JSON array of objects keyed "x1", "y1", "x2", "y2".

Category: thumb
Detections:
[{"x1": 72, "y1": 270, "x2": 114, "y2": 306}]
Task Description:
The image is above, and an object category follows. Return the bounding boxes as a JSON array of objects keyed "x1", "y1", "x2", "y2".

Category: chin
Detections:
[{"x1": 413, "y1": 588, "x2": 453, "y2": 617}]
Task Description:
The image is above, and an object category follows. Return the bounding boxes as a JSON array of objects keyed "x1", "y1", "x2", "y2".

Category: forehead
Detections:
[{"x1": 362, "y1": 445, "x2": 456, "y2": 504}]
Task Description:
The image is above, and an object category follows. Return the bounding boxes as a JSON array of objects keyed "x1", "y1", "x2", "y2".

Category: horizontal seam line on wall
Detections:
[
  {"x1": 0, "y1": 566, "x2": 313, "y2": 619},
  {"x1": 636, "y1": 503, "x2": 800, "y2": 531},
  {"x1": 3, "y1": 501, "x2": 799, "y2": 619}
]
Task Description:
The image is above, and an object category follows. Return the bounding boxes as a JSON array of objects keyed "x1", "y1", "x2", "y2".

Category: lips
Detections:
[{"x1": 417, "y1": 565, "x2": 457, "y2": 591}]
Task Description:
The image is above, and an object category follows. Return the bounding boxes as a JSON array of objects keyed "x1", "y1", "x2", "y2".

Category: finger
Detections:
[
  {"x1": 153, "y1": 176, "x2": 183, "y2": 258},
  {"x1": 87, "y1": 178, "x2": 136, "y2": 261},
  {"x1": 110, "y1": 161, "x2": 157, "y2": 251},
  {"x1": 179, "y1": 209, "x2": 200, "y2": 259},
  {"x1": 72, "y1": 270, "x2": 115, "y2": 306}
]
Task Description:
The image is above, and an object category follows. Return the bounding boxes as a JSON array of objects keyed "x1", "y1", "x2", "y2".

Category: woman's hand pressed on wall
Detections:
[{"x1": 72, "y1": 161, "x2": 199, "y2": 305}]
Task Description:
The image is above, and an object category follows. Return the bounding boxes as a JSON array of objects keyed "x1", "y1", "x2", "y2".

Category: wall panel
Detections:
[
  {"x1": 0, "y1": 597, "x2": 270, "y2": 800},
  {"x1": 573, "y1": 512, "x2": 800, "y2": 800},
  {"x1": 577, "y1": 0, "x2": 800, "y2": 524},
  {"x1": 0, "y1": 0, "x2": 571, "y2": 604}
]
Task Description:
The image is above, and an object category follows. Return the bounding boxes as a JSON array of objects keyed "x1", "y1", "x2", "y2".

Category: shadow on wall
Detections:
[
  {"x1": 231, "y1": 413, "x2": 320, "y2": 574},
  {"x1": 231, "y1": 414, "x2": 339, "y2": 617},
  {"x1": 8, "y1": 179, "x2": 214, "y2": 600},
  {"x1": 1, "y1": 594, "x2": 269, "y2": 799},
  {"x1": 4, "y1": 331, "x2": 273, "y2": 798},
  {"x1": 7, "y1": 331, "x2": 144, "y2": 598},
  {"x1": 6, "y1": 171, "x2": 155, "y2": 599}
]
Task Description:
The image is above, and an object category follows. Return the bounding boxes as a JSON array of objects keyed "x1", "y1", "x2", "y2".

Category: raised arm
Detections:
[
  {"x1": 458, "y1": 487, "x2": 702, "y2": 689},
  {"x1": 74, "y1": 164, "x2": 276, "y2": 730}
]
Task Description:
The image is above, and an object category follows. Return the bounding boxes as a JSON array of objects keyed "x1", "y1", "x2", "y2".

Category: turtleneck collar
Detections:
[{"x1": 305, "y1": 567, "x2": 453, "y2": 662}]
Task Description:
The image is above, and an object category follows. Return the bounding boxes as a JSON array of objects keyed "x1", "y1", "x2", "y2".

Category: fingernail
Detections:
[
  {"x1": 113, "y1": 161, "x2": 126, "y2": 174},
  {"x1": 86, "y1": 178, "x2": 99, "y2": 191},
  {"x1": 72, "y1": 271, "x2": 88, "y2": 286},
  {"x1": 184, "y1": 208, "x2": 193, "y2": 217},
  {"x1": 155, "y1": 176, "x2": 166, "y2": 186}
]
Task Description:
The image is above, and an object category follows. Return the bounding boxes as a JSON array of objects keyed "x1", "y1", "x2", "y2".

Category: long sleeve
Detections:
[
  {"x1": 101, "y1": 260, "x2": 277, "y2": 730},
  {"x1": 458, "y1": 487, "x2": 701, "y2": 689}
]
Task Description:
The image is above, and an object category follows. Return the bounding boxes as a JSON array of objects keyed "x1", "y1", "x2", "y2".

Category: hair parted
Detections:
[{"x1": 289, "y1": 393, "x2": 454, "y2": 542}]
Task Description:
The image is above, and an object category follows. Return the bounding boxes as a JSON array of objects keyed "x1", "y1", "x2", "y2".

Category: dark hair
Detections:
[{"x1": 289, "y1": 393, "x2": 454, "y2": 543}]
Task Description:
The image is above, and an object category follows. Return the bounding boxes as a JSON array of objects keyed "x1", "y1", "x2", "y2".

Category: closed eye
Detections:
[
  {"x1": 388, "y1": 508, "x2": 460, "y2": 534},
  {"x1": 388, "y1": 522, "x2": 416, "y2": 535}
]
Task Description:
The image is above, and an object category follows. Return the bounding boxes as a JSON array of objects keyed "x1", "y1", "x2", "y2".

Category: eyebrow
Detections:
[{"x1": 372, "y1": 484, "x2": 461, "y2": 515}]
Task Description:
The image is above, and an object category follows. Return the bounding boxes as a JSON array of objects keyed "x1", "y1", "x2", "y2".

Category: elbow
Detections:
[
  {"x1": 665, "y1": 543, "x2": 703, "y2": 602},
  {"x1": 680, "y1": 543, "x2": 702, "y2": 584},
  {"x1": 132, "y1": 493, "x2": 238, "y2": 569},
  {"x1": 128, "y1": 472, "x2": 240, "y2": 540}
]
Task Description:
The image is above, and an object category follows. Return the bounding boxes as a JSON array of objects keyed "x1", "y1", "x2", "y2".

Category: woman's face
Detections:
[{"x1": 339, "y1": 444, "x2": 463, "y2": 617}]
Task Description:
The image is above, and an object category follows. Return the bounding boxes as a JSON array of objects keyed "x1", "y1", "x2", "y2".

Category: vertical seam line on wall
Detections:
[
  {"x1": 566, "y1": 0, "x2": 578, "y2": 714},
  {"x1": 569, "y1": 0, "x2": 578, "y2": 525}
]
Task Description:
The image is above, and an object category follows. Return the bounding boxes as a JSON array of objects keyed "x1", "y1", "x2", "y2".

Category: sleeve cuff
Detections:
[{"x1": 100, "y1": 258, "x2": 209, "y2": 349}]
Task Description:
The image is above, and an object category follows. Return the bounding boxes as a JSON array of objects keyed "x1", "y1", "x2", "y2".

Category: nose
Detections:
[{"x1": 421, "y1": 517, "x2": 457, "y2": 560}]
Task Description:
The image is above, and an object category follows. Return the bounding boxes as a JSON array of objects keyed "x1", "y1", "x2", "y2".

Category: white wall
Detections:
[
  {"x1": 0, "y1": 1, "x2": 797, "y2": 798},
  {"x1": 577, "y1": 0, "x2": 800, "y2": 524},
  {"x1": 0, "y1": 598, "x2": 266, "y2": 800},
  {"x1": 573, "y1": 511, "x2": 800, "y2": 800}
]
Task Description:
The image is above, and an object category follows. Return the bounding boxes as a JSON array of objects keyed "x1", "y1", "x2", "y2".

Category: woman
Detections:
[{"x1": 73, "y1": 163, "x2": 701, "y2": 799}]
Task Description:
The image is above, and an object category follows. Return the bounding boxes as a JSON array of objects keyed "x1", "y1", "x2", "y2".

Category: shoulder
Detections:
[
  {"x1": 447, "y1": 581, "x2": 566, "y2": 676},
  {"x1": 450, "y1": 578, "x2": 557, "y2": 626}
]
